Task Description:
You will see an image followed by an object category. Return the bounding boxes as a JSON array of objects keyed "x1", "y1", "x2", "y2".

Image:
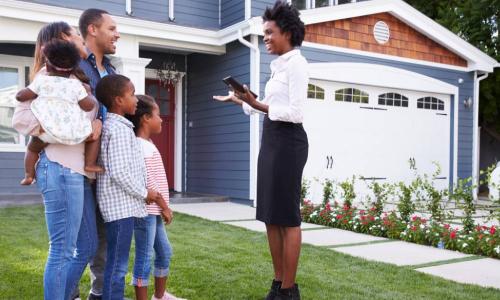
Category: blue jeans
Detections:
[
  {"x1": 65, "y1": 180, "x2": 98, "y2": 299},
  {"x1": 103, "y1": 217, "x2": 135, "y2": 300},
  {"x1": 36, "y1": 152, "x2": 97, "y2": 300},
  {"x1": 132, "y1": 215, "x2": 172, "y2": 286}
]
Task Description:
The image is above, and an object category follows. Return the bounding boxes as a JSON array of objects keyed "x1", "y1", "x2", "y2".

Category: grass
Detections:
[{"x1": 1, "y1": 205, "x2": 500, "y2": 299}]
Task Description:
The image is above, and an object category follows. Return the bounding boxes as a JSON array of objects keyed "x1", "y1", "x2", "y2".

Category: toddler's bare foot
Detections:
[
  {"x1": 84, "y1": 165, "x2": 104, "y2": 173},
  {"x1": 20, "y1": 176, "x2": 34, "y2": 185}
]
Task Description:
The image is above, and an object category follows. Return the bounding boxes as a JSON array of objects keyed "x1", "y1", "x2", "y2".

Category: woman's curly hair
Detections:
[{"x1": 263, "y1": 1, "x2": 305, "y2": 47}]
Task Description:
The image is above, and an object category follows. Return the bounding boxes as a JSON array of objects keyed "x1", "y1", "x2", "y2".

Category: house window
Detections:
[
  {"x1": 417, "y1": 97, "x2": 445, "y2": 111},
  {"x1": 335, "y1": 88, "x2": 369, "y2": 103},
  {"x1": 289, "y1": 0, "x2": 356, "y2": 9},
  {"x1": 336, "y1": 0, "x2": 355, "y2": 4},
  {"x1": 290, "y1": 0, "x2": 308, "y2": 9},
  {"x1": 308, "y1": 84, "x2": 325, "y2": 100},
  {"x1": 378, "y1": 93, "x2": 409, "y2": 107},
  {"x1": 314, "y1": 0, "x2": 331, "y2": 7},
  {"x1": 0, "y1": 67, "x2": 22, "y2": 145}
]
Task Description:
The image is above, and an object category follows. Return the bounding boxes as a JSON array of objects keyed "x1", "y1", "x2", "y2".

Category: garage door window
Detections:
[
  {"x1": 335, "y1": 88, "x2": 369, "y2": 103},
  {"x1": 417, "y1": 96, "x2": 445, "y2": 111},
  {"x1": 308, "y1": 84, "x2": 325, "y2": 100},
  {"x1": 378, "y1": 93, "x2": 409, "y2": 107}
]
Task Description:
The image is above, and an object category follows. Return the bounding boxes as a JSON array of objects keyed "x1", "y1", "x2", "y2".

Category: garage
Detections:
[{"x1": 302, "y1": 63, "x2": 457, "y2": 203}]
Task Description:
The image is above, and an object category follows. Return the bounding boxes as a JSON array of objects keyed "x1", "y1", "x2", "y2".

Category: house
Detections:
[{"x1": 0, "y1": 0, "x2": 497, "y2": 205}]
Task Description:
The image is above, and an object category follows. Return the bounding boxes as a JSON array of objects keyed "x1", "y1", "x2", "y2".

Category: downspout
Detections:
[
  {"x1": 125, "y1": 0, "x2": 132, "y2": 15},
  {"x1": 472, "y1": 71, "x2": 489, "y2": 200},
  {"x1": 238, "y1": 29, "x2": 260, "y2": 207},
  {"x1": 169, "y1": 0, "x2": 175, "y2": 21}
]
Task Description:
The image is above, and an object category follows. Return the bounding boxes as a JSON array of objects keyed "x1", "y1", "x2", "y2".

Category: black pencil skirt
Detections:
[{"x1": 256, "y1": 116, "x2": 309, "y2": 227}]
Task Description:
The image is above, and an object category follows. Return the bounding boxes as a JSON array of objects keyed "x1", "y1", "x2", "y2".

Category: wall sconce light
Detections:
[
  {"x1": 463, "y1": 96, "x2": 473, "y2": 108},
  {"x1": 458, "y1": 78, "x2": 464, "y2": 84}
]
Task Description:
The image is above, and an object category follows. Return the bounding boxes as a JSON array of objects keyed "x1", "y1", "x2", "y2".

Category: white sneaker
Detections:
[{"x1": 151, "y1": 291, "x2": 186, "y2": 300}]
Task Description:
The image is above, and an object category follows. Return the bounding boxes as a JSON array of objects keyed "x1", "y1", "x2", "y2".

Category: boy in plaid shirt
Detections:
[{"x1": 95, "y1": 74, "x2": 164, "y2": 299}]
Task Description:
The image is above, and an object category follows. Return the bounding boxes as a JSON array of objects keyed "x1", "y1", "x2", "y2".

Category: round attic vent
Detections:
[{"x1": 373, "y1": 21, "x2": 390, "y2": 44}]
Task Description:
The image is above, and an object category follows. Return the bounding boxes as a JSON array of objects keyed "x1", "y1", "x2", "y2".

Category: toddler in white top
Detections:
[{"x1": 14, "y1": 39, "x2": 102, "y2": 185}]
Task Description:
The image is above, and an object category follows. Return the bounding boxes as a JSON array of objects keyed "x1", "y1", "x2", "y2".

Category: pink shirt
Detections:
[{"x1": 138, "y1": 137, "x2": 169, "y2": 215}]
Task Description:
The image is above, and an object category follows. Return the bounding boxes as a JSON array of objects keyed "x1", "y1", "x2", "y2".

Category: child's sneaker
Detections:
[{"x1": 152, "y1": 291, "x2": 186, "y2": 300}]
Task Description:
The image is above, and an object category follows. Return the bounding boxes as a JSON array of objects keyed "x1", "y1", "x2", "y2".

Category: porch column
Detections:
[{"x1": 110, "y1": 57, "x2": 152, "y2": 94}]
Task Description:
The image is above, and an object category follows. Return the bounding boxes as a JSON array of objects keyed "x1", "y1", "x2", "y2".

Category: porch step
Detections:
[
  {"x1": 0, "y1": 191, "x2": 230, "y2": 207},
  {"x1": 0, "y1": 192, "x2": 42, "y2": 207},
  {"x1": 169, "y1": 192, "x2": 230, "y2": 204}
]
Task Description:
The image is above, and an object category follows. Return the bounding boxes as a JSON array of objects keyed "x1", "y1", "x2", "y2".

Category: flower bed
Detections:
[{"x1": 301, "y1": 200, "x2": 500, "y2": 259}]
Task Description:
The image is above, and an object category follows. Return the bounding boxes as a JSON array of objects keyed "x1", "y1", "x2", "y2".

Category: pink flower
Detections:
[
  {"x1": 490, "y1": 226, "x2": 496, "y2": 235},
  {"x1": 450, "y1": 230, "x2": 457, "y2": 239}
]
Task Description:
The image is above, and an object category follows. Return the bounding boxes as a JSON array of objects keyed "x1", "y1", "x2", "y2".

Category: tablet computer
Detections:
[{"x1": 223, "y1": 76, "x2": 258, "y2": 98}]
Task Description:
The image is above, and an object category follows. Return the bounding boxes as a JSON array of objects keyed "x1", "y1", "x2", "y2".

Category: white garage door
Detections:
[{"x1": 303, "y1": 80, "x2": 451, "y2": 204}]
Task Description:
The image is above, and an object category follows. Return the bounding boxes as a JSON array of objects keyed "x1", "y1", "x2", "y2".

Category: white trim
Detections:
[
  {"x1": 302, "y1": 41, "x2": 472, "y2": 72},
  {"x1": 145, "y1": 68, "x2": 186, "y2": 192},
  {"x1": 309, "y1": 62, "x2": 459, "y2": 184},
  {"x1": 309, "y1": 62, "x2": 458, "y2": 94},
  {"x1": 472, "y1": 72, "x2": 489, "y2": 199},
  {"x1": 0, "y1": 54, "x2": 33, "y2": 152},
  {"x1": 298, "y1": 0, "x2": 497, "y2": 72},
  {"x1": 237, "y1": 31, "x2": 260, "y2": 207}
]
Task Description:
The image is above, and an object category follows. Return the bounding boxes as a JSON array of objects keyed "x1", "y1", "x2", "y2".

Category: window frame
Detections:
[
  {"x1": 378, "y1": 92, "x2": 409, "y2": 108},
  {"x1": 0, "y1": 54, "x2": 32, "y2": 152},
  {"x1": 288, "y1": 0, "x2": 356, "y2": 8},
  {"x1": 334, "y1": 87, "x2": 369, "y2": 104},
  {"x1": 417, "y1": 96, "x2": 445, "y2": 111},
  {"x1": 307, "y1": 83, "x2": 325, "y2": 100}
]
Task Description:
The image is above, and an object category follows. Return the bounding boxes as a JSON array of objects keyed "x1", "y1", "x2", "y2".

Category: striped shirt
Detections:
[
  {"x1": 97, "y1": 113, "x2": 148, "y2": 222},
  {"x1": 138, "y1": 138, "x2": 169, "y2": 215}
]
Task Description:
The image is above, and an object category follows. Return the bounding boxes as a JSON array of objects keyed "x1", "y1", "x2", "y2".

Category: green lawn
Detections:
[{"x1": 1, "y1": 205, "x2": 499, "y2": 299}]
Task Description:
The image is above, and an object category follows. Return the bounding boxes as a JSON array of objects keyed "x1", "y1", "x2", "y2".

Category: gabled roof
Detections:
[{"x1": 296, "y1": 0, "x2": 498, "y2": 72}]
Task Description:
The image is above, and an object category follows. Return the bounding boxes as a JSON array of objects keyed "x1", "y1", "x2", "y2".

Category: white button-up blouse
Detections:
[{"x1": 242, "y1": 49, "x2": 308, "y2": 124}]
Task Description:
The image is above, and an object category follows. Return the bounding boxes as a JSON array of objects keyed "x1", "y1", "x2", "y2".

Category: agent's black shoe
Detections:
[
  {"x1": 265, "y1": 279, "x2": 282, "y2": 300},
  {"x1": 274, "y1": 284, "x2": 300, "y2": 300}
]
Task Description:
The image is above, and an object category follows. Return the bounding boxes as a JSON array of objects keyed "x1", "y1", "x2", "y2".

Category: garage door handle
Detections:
[
  {"x1": 435, "y1": 177, "x2": 447, "y2": 180},
  {"x1": 326, "y1": 156, "x2": 333, "y2": 169},
  {"x1": 360, "y1": 177, "x2": 387, "y2": 180}
]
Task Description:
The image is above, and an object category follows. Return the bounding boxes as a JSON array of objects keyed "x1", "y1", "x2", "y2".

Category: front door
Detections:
[{"x1": 145, "y1": 79, "x2": 175, "y2": 189}]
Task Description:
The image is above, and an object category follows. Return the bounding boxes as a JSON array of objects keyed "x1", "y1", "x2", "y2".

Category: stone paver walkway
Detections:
[{"x1": 170, "y1": 201, "x2": 500, "y2": 290}]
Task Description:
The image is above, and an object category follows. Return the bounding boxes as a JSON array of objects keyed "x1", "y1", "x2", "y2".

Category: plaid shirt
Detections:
[{"x1": 97, "y1": 113, "x2": 148, "y2": 222}]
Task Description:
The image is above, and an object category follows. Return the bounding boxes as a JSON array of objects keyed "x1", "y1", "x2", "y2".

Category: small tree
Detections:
[
  {"x1": 339, "y1": 176, "x2": 356, "y2": 209},
  {"x1": 450, "y1": 177, "x2": 476, "y2": 233},
  {"x1": 300, "y1": 178, "x2": 310, "y2": 206},
  {"x1": 322, "y1": 179, "x2": 334, "y2": 206}
]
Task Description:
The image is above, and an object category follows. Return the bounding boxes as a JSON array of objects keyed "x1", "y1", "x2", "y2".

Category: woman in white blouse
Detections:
[{"x1": 214, "y1": 2, "x2": 308, "y2": 299}]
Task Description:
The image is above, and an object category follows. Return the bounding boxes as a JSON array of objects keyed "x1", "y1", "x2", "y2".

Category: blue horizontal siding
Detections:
[
  {"x1": 186, "y1": 41, "x2": 250, "y2": 199},
  {"x1": 260, "y1": 40, "x2": 475, "y2": 180},
  {"x1": 221, "y1": 0, "x2": 245, "y2": 28},
  {"x1": 24, "y1": 0, "x2": 220, "y2": 29},
  {"x1": 174, "y1": 0, "x2": 219, "y2": 29},
  {"x1": 252, "y1": 0, "x2": 274, "y2": 17},
  {"x1": 0, "y1": 152, "x2": 38, "y2": 194}
]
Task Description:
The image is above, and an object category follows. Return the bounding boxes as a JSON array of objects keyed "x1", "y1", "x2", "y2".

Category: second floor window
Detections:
[{"x1": 290, "y1": 0, "x2": 356, "y2": 9}]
